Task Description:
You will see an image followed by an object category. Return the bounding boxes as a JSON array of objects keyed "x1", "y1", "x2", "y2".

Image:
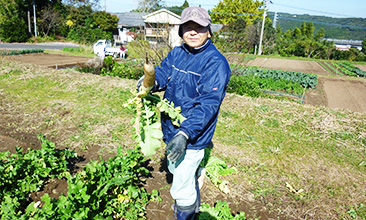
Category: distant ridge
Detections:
[{"x1": 267, "y1": 12, "x2": 366, "y2": 40}]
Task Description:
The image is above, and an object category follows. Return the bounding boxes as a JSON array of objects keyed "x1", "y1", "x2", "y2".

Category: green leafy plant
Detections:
[
  {"x1": 0, "y1": 49, "x2": 44, "y2": 56},
  {"x1": 338, "y1": 62, "x2": 366, "y2": 77},
  {"x1": 200, "y1": 148, "x2": 237, "y2": 194},
  {"x1": 324, "y1": 62, "x2": 344, "y2": 76},
  {"x1": 124, "y1": 92, "x2": 186, "y2": 157},
  {"x1": 199, "y1": 200, "x2": 250, "y2": 220},
  {"x1": 0, "y1": 134, "x2": 77, "y2": 216},
  {"x1": 232, "y1": 65, "x2": 318, "y2": 89},
  {"x1": 1, "y1": 136, "x2": 156, "y2": 219}
]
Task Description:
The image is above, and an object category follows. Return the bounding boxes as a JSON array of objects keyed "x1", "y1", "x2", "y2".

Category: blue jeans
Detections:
[{"x1": 168, "y1": 149, "x2": 205, "y2": 207}]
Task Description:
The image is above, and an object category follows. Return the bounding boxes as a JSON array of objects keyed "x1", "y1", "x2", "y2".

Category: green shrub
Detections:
[
  {"x1": 67, "y1": 27, "x2": 112, "y2": 44},
  {"x1": 227, "y1": 75, "x2": 263, "y2": 97},
  {"x1": 101, "y1": 60, "x2": 144, "y2": 80}
]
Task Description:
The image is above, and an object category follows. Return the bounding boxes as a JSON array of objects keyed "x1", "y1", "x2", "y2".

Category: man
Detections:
[
  {"x1": 138, "y1": 6, "x2": 231, "y2": 220},
  {"x1": 120, "y1": 44, "x2": 126, "y2": 59}
]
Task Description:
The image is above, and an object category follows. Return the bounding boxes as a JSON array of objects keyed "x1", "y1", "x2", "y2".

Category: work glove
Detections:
[
  {"x1": 136, "y1": 76, "x2": 144, "y2": 92},
  {"x1": 165, "y1": 133, "x2": 188, "y2": 162},
  {"x1": 136, "y1": 76, "x2": 158, "y2": 93}
]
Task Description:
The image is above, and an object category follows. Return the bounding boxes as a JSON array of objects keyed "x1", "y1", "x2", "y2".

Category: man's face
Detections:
[{"x1": 182, "y1": 21, "x2": 211, "y2": 48}]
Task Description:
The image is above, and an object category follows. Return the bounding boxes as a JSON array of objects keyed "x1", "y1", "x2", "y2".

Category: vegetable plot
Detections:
[
  {"x1": 242, "y1": 67, "x2": 318, "y2": 89},
  {"x1": 0, "y1": 135, "x2": 156, "y2": 219},
  {"x1": 0, "y1": 49, "x2": 44, "y2": 56},
  {"x1": 318, "y1": 61, "x2": 366, "y2": 77},
  {"x1": 228, "y1": 65, "x2": 317, "y2": 99}
]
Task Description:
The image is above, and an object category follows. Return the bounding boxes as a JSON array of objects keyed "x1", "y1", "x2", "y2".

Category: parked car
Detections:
[{"x1": 93, "y1": 39, "x2": 127, "y2": 58}]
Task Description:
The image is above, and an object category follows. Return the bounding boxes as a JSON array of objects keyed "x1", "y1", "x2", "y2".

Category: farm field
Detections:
[
  {"x1": 3, "y1": 53, "x2": 91, "y2": 69},
  {"x1": 1, "y1": 54, "x2": 366, "y2": 219},
  {"x1": 244, "y1": 57, "x2": 366, "y2": 113},
  {"x1": 4, "y1": 53, "x2": 366, "y2": 113}
]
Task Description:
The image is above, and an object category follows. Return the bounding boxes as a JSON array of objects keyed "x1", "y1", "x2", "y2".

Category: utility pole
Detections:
[
  {"x1": 273, "y1": 11, "x2": 278, "y2": 29},
  {"x1": 28, "y1": 11, "x2": 31, "y2": 35},
  {"x1": 258, "y1": 0, "x2": 272, "y2": 55},
  {"x1": 33, "y1": 0, "x2": 37, "y2": 37}
]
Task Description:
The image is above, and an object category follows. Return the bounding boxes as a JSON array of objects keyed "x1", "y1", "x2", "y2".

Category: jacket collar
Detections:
[{"x1": 183, "y1": 39, "x2": 211, "y2": 54}]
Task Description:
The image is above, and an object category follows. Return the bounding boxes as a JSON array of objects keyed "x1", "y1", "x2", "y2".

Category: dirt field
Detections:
[
  {"x1": 1, "y1": 53, "x2": 366, "y2": 219},
  {"x1": 3, "y1": 53, "x2": 91, "y2": 68},
  {"x1": 247, "y1": 57, "x2": 330, "y2": 75},
  {"x1": 246, "y1": 57, "x2": 366, "y2": 113}
]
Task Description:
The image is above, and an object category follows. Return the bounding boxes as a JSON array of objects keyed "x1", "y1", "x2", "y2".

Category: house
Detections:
[
  {"x1": 114, "y1": 12, "x2": 147, "y2": 45},
  {"x1": 114, "y1": 9, "x2": 224, "y2": 48},
  {"x1": 143, "y1": 9, "x2": 182, "y2": 47},
  {"x1": 326, "y1": 38, "x2": 363, "y2": 51}
]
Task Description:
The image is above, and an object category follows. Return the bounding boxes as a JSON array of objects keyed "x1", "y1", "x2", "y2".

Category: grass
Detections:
[
  {"x1": 0, "y1": 58, "x2": 366, "y2": 219},
  {"x1": 0, "y1": 59, "x2": 136, "y2": 152},
  {"x1": 45, "y1": 46, "x2": 95, "y2": 57},
  {"x1": 214, "y1": 95, "x2": 366, "y2": 218}
]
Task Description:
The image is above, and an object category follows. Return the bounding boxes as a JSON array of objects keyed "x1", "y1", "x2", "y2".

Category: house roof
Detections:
[
  {"x1": 114, "y1": 9, "x2": 224, "y2": 32},
  {"x1": 211, "y1": 24, "x2": 223, "y2": 32},
  {"x1": 143, "y1": 9, "x2": 181, "y2": 24},
  {"x1": 115, "y1": 12, "x2": 147, "y2": 28}
]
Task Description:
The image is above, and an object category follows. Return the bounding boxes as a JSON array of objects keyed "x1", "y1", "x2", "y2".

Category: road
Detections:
[{"x1": 0, "y1": 42, "x2": 80, "y2": 50}]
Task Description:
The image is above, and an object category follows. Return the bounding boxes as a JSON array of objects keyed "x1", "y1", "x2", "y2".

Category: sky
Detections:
[{"x1": 101, "y1": 0, "x2": 366, "y2": 18}]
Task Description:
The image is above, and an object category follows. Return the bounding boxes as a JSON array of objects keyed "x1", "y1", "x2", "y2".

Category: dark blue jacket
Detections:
[{"x1": 155, "y1": 39, "x2": 231, "y2": 150}]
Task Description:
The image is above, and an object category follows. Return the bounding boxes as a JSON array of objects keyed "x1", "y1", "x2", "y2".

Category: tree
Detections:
[
  {"x1": 305, "y1": 22, "x2": 314, "y2": 38},
  {"x1": 0, "y1": 0, "x2": 28, "y2": 42},
  {"x1": 362, "y1": 37, "x2": 366, "y2": 54},
  {"x1": 63, "y1": 0, "x2": 101, "y2": 9},
  {"x1": 314, "y1": 28, "x2": 325, "y2": 40},
  {"x1": 293, "y1": 27, "x2": 302, "y2": 39},
  {"x1": 300, "y1": 22, "x2": 307, "y2": 36},
  {"x1": 136, "y1": 0, "x2": 162, "y2": 13},
  {"x1": 38, "y1": 5, "x2": 60, "y2": 37},
  {"x1": 66, "y1": 4, "x2": 93, "y2": 28},
  {"x1": 166, "y1": 0, "x2": 189, "y2": 16},
  {"x1": 211, "y1": 0, "x2": 263, "y2": 25},
  {"x1": 226, "y1": 17, "x2": 249, "y2": 52},
  {"x1": 92, "y1": 11, "x2": 119, "y2": 31}
]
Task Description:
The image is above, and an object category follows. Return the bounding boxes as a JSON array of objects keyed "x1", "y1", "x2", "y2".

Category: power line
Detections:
[
  {"x1": 275, "y1": 16, "x2": 366, "y2": 30},
  {"x1": 271, "y1": 3, "x2": 355, "y2": 18},
  {"x1": 155, "y1": 5, "x2": 366, "y2": 31}
]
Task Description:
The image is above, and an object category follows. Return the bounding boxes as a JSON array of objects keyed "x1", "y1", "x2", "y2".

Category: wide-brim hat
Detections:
[{"x1": 178, "y1": 6, "x2": 212, "y2": 38}]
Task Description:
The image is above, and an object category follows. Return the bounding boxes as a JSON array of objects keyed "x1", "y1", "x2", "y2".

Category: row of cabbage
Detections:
[
  {"x1": 231, "y1": 65, "x2": 318, "y2": 89},
  {"x1": 333, "y1": 62, "x2": 366, "y2": 77},
  {"x1": 228, "y1": 65, "x2": 318, "y2": 99},
  {"x1": 0, "y1": 49, "x2": 44, "y2": 56},
  {"x1": 319, "y1": 61, "x2": 366, "y2": 77}
]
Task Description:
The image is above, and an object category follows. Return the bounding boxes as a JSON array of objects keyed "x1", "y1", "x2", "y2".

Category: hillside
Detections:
[{"x1": 267, "y1": 12, "x2": 366, "y2": 40}]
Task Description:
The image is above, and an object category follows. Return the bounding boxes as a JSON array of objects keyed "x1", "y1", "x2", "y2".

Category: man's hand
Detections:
[{"x1": 165, "y1": 133, "x2": 188, "y2": 162}]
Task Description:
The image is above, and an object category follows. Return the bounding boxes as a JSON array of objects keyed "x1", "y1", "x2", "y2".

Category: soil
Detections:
[
  {"x1": 244, "y1": 57, "x2": 366, "y2": 113},
  {"x1": 2, "y1": 53, "x2": 366, "y2": 219},
  {"x1": 3, "y1": 53, "x2": 91, "y2": 69}
]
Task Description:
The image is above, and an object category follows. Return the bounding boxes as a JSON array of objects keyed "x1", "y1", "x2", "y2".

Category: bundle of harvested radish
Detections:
[{"x1": 124, "y1": 57, "x2": 186, "y2": 157}]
